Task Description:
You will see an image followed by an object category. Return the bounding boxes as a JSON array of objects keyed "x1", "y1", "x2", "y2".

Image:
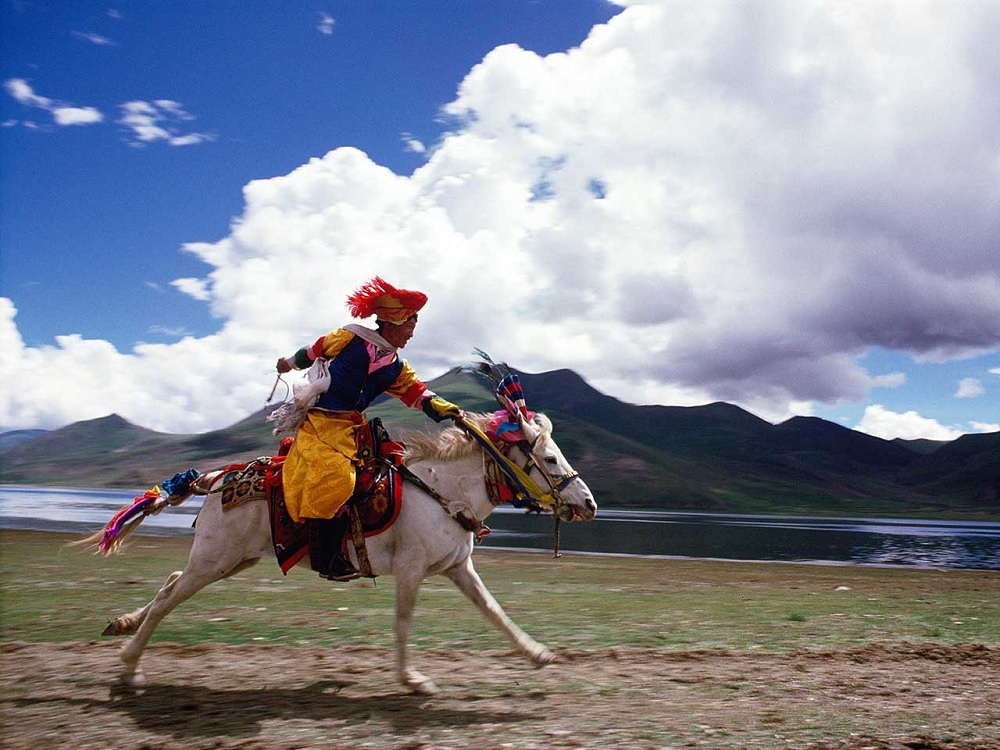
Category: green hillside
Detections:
[{"x1": 1, "y1": 367, "x2": 997, "y2": 520}]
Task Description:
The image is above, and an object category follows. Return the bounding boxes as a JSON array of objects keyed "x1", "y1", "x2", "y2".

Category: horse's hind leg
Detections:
[
  {"x1": 106, "y1": 559, "x2": 259, "y2": 636},
  {"x1": 115, "y1": 557, "x2": 260, "y2": 688},
  {"x1": 104, "y1": 571, "x2": 183, "y2": 636},
  {"x1": 443, "y1": 556, "x2": 555, "y2": 665}
]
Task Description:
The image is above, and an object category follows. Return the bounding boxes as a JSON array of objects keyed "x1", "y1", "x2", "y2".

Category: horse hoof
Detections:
[
  {"x1": 120, "y1": 670, "x2": 146, "y2": 689},
  {"x1": 111, "y1": 670, "x2": 146, "y2": 699},
  {"x1": 103, "y1": 618, "x2": 135, "y2": 636},
  {"x1": 402, "y1": 671, "x2": 439, "y2": 695},
  {"x1": 410, "y1": 679, "x2": 439, "y2": 695},
  {"x1": 531, "y1": 648, "x2": 556, "y2": 666}
]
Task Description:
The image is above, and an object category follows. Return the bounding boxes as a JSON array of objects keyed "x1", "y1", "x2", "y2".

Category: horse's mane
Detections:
[{"x1": 404, "y1": 412, "x2": 552, "y2": 463}]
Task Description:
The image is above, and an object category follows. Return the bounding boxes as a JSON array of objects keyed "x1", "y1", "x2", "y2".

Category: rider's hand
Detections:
[
  {"x1": 422, "y1": 396, "x2": 463, "y2": 423},
  {"x1": 276, "y1": 357, "x2": 293, "y2": 374}
]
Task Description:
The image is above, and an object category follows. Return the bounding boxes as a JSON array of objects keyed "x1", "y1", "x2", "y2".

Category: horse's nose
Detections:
[{"x1": 585, "y1": 496, "x2": 598, "y2": 518}]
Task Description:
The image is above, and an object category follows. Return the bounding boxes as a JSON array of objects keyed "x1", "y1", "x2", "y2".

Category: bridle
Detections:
[
  {"x1": 515, "y1": 431, "x2": 583, "y2": 510},
  {"x1": 458, "y1": 416, "x2": 581, "y2": 513},
  {"x1": 499, "y1": 428, "x2": 584, "y2": 556}
]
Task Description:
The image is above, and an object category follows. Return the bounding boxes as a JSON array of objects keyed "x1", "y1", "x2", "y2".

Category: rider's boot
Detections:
[
  {"x1": 325, "y1": 510, "x2": 359, "y2": 581},
  {"x1": 308, "y1": 517, "x2": 336, "y2": 574}
]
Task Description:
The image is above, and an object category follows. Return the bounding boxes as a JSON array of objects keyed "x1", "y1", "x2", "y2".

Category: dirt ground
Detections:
[{"x1": 1, "y1": 640, "x2": 997, "y2": 750}]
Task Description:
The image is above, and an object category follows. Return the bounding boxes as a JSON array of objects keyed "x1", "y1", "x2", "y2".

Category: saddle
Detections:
[{"x1": 266, "y1": 418, "x2": 405, "y2": 578}]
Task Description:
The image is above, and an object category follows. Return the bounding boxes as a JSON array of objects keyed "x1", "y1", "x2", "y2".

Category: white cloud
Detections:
[
  {"x1": 971, "y1": 421, "x2": 1000, "y2": 433},
  {"x1": 318, "y1": 13, "x2": 335, "y2": 35},
  {"x1": 167, "y1": 133, "x2": 212, "y2": 146},
  {"x1": 955, "y1": 377, "x2": 985, "y2": 398},
  {"x1": 869, "y1": 372, "x2": 907, "y2": 389},
  {"x1": 71, "y1": 31, "x2": 115, "y2": 46},
  {"x1": 147, "y1": 325, "x2": 191, "y2": 339},
  {"x1": 402, "y1": 133, "x2": 426, "y2": 154},
  {"x1": 0, "y1": 299, "x2": 261, "y2": 433},
  {"x1": 52, "y1": 106, "x2": 104, "y2": 126},
  {"x1": 170, "y1": 277, "x2": 211, "y2": 302},
  {"x1": 991, "y1": 368, "x2": 1000, "y2": 376},
  {"x1": 153, "y1": 100, "x2": 193, "y2": 119},
  {"x1": 5, "y1": 79, "x2": 51, "y2": 108},
  {"x1": 117, "y1": 100, "x2": 213, "y2": 147},
  {"x1": 855, "y1": 405, "x2": 963, "y2": 441},
  {"x1": 2, "y1": 0, "x2": 1000, "y2": 436},
  {"x1": 4, "y1": 78, "x2": 104, "y2": 128}
]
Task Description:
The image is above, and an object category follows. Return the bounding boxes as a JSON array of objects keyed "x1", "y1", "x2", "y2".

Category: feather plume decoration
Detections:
[{"x1": 472, "y1": 348, "x2": 529, "y2": 418}]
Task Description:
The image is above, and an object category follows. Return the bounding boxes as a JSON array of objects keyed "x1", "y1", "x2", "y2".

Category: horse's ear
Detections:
[{"x1": 515, "y1": 410, "x2": 539, "y2": 440}]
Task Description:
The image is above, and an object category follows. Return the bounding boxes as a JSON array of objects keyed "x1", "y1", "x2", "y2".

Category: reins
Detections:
[{"x1": 388, "y1": 459, "x2": 487, "y2": 537}]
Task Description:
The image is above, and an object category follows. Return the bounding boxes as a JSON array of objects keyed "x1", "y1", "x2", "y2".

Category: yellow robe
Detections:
[{"x1": 281, "y1": 410, "x2": 366, "y2": 522}]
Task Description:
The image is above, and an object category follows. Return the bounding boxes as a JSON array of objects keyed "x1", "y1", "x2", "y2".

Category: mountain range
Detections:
[{"x1": 1, "y1": 367, "x2": 997, "y2": 519}]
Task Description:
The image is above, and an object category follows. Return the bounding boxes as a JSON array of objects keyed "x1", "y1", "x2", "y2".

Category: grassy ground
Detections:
[{"x1": 2, "y1": 529, "x2": 997, "y2": 652}]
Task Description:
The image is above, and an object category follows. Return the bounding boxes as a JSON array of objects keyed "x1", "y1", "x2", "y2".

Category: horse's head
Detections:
[{"x1": 515, "y1": 413, "x2": 597, "y2": 522}]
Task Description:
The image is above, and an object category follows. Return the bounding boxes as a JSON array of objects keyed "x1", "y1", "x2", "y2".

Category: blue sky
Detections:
[
  {"x1": 3, "y1": 0, "x2": 614, "y2": 348},
  {"x1": 1, "y1": 0, "x2": 998, "y2": 439}
]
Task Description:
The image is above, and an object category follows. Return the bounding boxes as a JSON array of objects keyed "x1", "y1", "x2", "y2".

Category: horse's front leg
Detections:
[
  {"x1": 444, "y1": 556, "x2": 555, "y2": 666},
  {"x1": 393, "y1": 569, "x2": 439, "y2": 695}
]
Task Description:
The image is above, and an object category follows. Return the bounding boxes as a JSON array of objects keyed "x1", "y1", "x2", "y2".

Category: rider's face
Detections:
[{"x1": 381, "y1": 315, "x2": 418, "y2": 349}]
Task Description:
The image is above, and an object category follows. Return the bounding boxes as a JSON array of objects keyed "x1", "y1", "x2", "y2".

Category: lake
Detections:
[{"x1": 2, "y1": 485, "x2": 998, "y2": 570}]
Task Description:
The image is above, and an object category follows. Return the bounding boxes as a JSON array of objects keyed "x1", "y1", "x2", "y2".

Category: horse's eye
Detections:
[{"x1": 544, "y1": 456, "x2": 559, "y2": 465}]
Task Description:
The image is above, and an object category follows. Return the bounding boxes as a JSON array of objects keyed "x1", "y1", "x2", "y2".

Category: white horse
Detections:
[{"x1": 86, "y1": 411, "x2": 597, "y2": 695}]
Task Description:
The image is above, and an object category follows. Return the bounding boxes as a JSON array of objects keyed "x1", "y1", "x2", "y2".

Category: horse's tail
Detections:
[
  {"x1": 71, "y1": 510, "x2": 150, "y2": 555},
  {"x1": 69, "y1": 468, "x2": 206, "y2": 556}
]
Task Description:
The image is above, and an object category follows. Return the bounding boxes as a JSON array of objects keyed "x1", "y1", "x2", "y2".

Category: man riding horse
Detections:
[{"x1": 275, "y1": 277, "x2": 463, "y2": 581}]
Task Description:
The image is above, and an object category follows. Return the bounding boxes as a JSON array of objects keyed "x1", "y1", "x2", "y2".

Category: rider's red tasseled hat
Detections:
[{"x1": 346, "y1": 277, "x2": 427, "y2": 324}]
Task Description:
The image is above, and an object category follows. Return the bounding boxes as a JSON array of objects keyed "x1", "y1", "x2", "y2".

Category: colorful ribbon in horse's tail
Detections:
[
  {"x1": 98, "y1": 487, "x2": 162, "y2": 553},
  {"x1": 75, "y1": 469, "x2": 202, "y2": 555}
]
